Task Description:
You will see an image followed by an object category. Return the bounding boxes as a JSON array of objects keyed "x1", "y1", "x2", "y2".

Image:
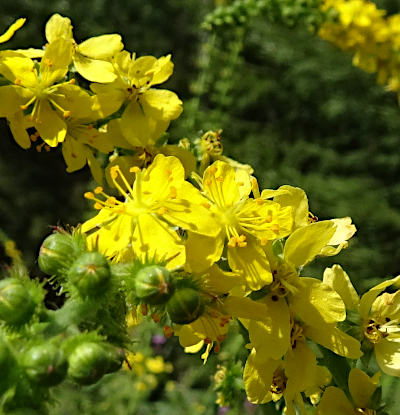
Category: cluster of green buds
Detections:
[
  {"x1": 0, "y1": 229, "x2": 126, "y2": 413},
  {"x1": 202, "y1": 0, "x2": 325, "y2": 31},
  {"x1": 123, "y1": 263, "x2": 206, "y2": 325}
]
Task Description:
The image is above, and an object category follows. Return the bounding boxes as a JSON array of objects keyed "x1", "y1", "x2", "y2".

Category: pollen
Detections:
[
  {"x1": 201, "y1": 202, "x2": 211, "y2": 209},
  {"x1": 209, "y1": 166, "x2": 217, "y2": 175},
  {"x1": 157, "y1": 207, "x2": 168, "y2": 215},
  {"x1": 169, "y1": 186, "x2": 177, "y2": 199},
  {"x1": 204, "y1": 179, "x2": 212, "y2": 186},
  {"x1": 272, "y1": 224, "x2": 280, "y2": 234},
  {"x1": 43, "y1": 58, "x2": 52, "y2": 67},
  {"x1": 255, "y1": 198, "x2": 264, "y2": 205},
  {"x1": 14, "y1": 78, "x2": 22, "y2": 85}
]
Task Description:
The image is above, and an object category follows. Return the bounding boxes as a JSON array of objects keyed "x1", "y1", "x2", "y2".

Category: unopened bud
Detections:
[
  {"x1": 135, "y1": 265, "x2": 173, "y2": 305},
  {"x1": 166, "y1": 287, "x2": 205, "y2": 324},
  {"x1": 23, "y1": 344, "x2": 68, "y2": 387},
  {"x1": 38, "y1": 232, "x2": 75, "y2": 276},
  {"x1": 68, "y1": 252, "x2": 110, "y2": 297},
  {"x1": 0, "y1": 279, "x2": 35, "y2": 325}
]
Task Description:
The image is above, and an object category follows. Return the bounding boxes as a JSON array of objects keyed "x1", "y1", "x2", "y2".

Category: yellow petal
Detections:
[
  {"x1": 185, "y1": 232, "x2": 224, "y2": 273},
  {"x1": 35, "y1": 100, "x2": 67, "y2": 147},
  {"x1": 284, "y1": 221, "x2": 336, "y2": 268},
  {"x1": 62, "y1": 136, "x2": 87, "y2": 172},
  {"x1": 316, "y1": 386, "x2": 355, "y2": 415},
  {"x1": 151, "y1": 55, "x2": 174, "y2": 85},
  {"x1": 323, "y1": 265, "x2": 359, "y2": 310},
  {"x1": 228, "y1": 238, "x2": 273, "y2": 290},
  {"x1": 120, "y1": 100, "x2": 169, "y2": 146},
  {"x1": 141, "y1": 89, "x2": 183, "y2": 121},
  {"x1": 223, "y1": 296, "x2": 269, "y2": 320},
  {"x1": 248, "y1": 295, "x2": 291, "y2": 360},
  {"x1": 185, "y1": 341, "x2": 204, "y2": 354},
  {"x1": 290, "y1": 277, "x2": 346, "y2": 325},
  {"x1": 205, "y1": 264, "x2": 244, "y2": 294},
  {"x1": 327, "y1": 217, "x2": 356, "y2": 246},
  {"x1": 284, "y1": 342, "x2": 317, "y2": 401},
  {"x1": 160, "y1": 144, "x2": 196, "y2": 178},
  {"x1": 74, "y1": 53, "x2": 117, "y2": 83},
  {"x1": 0, "y1": 18, "x2": 26, "y2": 43},
  {"x1": 243, "y1": 349, "x2": 280, "y2": 404},
  {"x1": 0, "y1": 56, "x2": 36, "y2": 87},
  {"x1": 273, "y1": 185, "x2": 310, "y2": 229},
  {"x1": 132, "y1": 214, "x2": 185, "y2": 268},
  {"x1": 9, "y1": 111, "x2": 31, "y2": 149},
  {"x1": 304, "y1": 324, "x2": 362, "y2": 359},
  {"x1": 348, "y1": 368, "x2": 380, "y2": 409},
  {"x1": 45, "y1": 14, "x2": 73, "y2": 43},
  {"x1": 375, "y1": 338, "x2": 400, "y2": 376},
  {"x1": 203, "y1": 161, "x2": 240, "y2": 207},
  {"x1": 86, "y1": 149, "x2": 103, "y2": 184},
  {"x1": 0, "y1": 85, "x2": 31, "y2": 117},
  {"x1": 77, "y1": 34, "x2": 123, "y2": 60},
  {"x1": 40, "y1": 38, "x2": 73, "y2": 86},
  {"x1": 359, "y1": 275, "x2": 400, "y2": 319}
]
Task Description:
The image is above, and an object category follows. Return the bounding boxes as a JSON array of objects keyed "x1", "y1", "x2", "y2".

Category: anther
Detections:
[
  {"x1": 94, "y1": 186, "x2": 103, "y2": 194},
  {"x1": 63, "y1": 111, "x2": 71, "y2": 119},
  {"x1": 84, "y1": 192, "x2": 95, "y2": 200},
  {"x1": 201, "y1": 202, "x2": 211, "y2": 209},
  {"x1": 272, "y1": 224, "x2": 280, "y2": 233},
  {"x1": 130, "y1": 166, "x2": 140, "y2": 173}
]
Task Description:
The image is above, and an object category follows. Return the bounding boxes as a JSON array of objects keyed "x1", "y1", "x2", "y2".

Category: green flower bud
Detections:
[
  {"x1": 68, "y1": 342, "x2": 124, "y2": 385},
  {"x1": 166, "y1": 287, "x2": 205, "y2": 324},
  {"x1": 68, "y1": 252, "x2": 110, "y2": 297},
  {"x1": 38, "y1": 232, "x2": 75, "y2": 276},
  {"x1": 23, "y1": 344, "x2": 68, "y2": 387},
  {"x1": 0, "y1": 279, "x2": 35, "y2": 325},
  {"x1": 135, "y1": 265, "x2": 173, "y2": 305}
]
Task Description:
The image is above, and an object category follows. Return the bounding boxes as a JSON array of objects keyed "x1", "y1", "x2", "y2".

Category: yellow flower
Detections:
[
  {"x1": 45, "y1": 14, "x2": 123, "y2": 83},
  {"x1": 91, "y1": 51, "x2": 182, "y2": 147},
  {"x1": 82, "y1": 154, "x2": 218, "y2": 266},
  {"x1": 324, "y1": 265, "x2": 400, "y2": 376},
  {"x1": 145, "y1": 356, "x2": 173, "y2": 374},
  {"x1": 317, "y1": 368, "x2": 380, "y2": 415},
  {"x1": 0, "y1": 38, "x2": 85, "y2": 147},
  {"x1": 186, "y1": 160, "x2": 293, "y2": 289}
]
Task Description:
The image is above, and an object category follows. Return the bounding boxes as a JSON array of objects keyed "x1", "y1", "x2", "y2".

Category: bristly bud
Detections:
[
  {"x1": 38, "y1": 232, "x2": 76, "y2": 276},
  {"x1": 134, "y1": 265, "x2": 174, "y2": 305},
  {"x1": 67, "y1": 252, "x2": 111, "y2": 298},
  {"x1": 23, "y1": 343, "x2": 68, "y2": 387},
  {"x1": 166, "y1": 287, "x2": 205, "y2": 324},
  {"x1": 67, "y1": 342, "x2": 124, "y2": 385},
  {"x1": 0, "y1": 278, "x2": 35, "y2": 325}
]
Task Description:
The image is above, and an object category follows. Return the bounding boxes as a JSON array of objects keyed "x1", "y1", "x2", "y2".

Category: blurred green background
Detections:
[{"x1": 0, "y1": 0, "x2": 400, "y2": 413}]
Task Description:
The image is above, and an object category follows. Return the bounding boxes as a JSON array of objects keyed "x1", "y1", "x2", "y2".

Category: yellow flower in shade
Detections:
[
  {"x1": 45, "y1": 14, "x2": 123, "y2": 83},
  {"x1": 317, "y1": 368, "x2": 380, "y2": 415},
  {"x1": 186, "y1": 160, "x2": 293, "y2": 290},
  {"x1": 244, "y1": 340, "x2": 325, "y2": 415},
  {"x1": 0, "y1": 38, "x2": 90, "y2": 148},
  {"x1": 91, "y1": 51, "x2": 182, "y2": 147},
  {"x1": 324, "y1": 265, "x2": 400, "y2": 376},
  {"x1": 0, "y1": 18, "x2": 25, "y2": 44},
  {"x1": 81, "y1": 154, "x2": 218, "y2": 267},
  {"x1": 58, "y1": 92, "x2": 114, "y2": 183}
]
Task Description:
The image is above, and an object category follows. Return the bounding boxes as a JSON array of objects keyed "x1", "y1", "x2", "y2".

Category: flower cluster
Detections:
[
  {"x1": 319, "y1": 0, "x2": 400, "y2": 95},
  {"x1": 1, "y1": 13, "x2": 400, "y2": 415}
]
